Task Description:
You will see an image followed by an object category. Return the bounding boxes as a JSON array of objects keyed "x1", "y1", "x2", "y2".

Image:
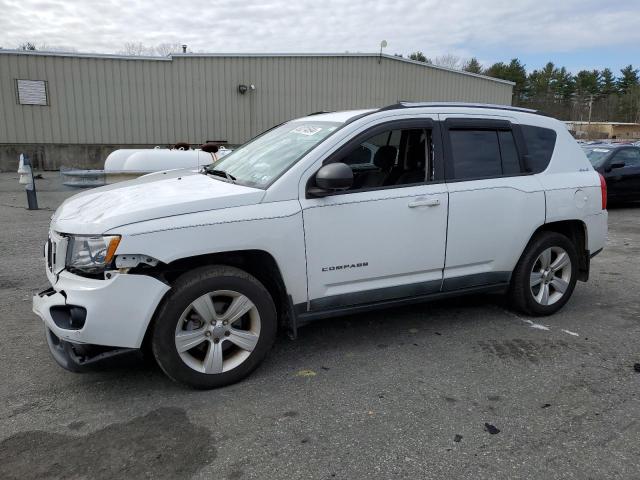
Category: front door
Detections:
[{"x1": 300, "y1": 118, "x2": 448, "y2": 311}]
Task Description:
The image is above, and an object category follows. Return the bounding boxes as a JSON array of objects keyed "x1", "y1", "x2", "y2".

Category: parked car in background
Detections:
[
  {"x1": 583, "y1": 144, "x2": 640, "y2": 203},
  {"x1": 34, "y1": 103, "x2": 608, "y2": 389}
]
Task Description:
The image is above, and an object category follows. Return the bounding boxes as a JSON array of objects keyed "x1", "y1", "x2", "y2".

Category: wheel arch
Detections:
[
  {"x1": 140, "y1": 249, "x2": 294, "y2": 351},
  {"x1": 526, "y1": 219, "x2": 589, "y2": 281}
]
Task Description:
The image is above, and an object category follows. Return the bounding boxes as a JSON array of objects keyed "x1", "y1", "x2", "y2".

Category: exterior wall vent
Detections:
[{"x1": 17, "y1": 79, "x2": 48, "y2": 106}]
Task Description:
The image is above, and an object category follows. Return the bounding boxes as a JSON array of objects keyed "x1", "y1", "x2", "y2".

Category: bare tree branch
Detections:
[{"x1": 433, "y1": 54, "x2": 463, "y2": 70}]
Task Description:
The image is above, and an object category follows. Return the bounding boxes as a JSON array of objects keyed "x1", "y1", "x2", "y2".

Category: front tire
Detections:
[
  {"x1": 509, "y1": 231, "x2": 578, "y2": 316},
  {"x1": 151, "y1": 266, "x2": 277, "y2": 389}
]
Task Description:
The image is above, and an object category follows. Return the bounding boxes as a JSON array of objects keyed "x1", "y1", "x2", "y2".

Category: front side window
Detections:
[
  {"x1": 612, "y1": 148, "x2": 640, "y2": 168},
  {"x1": 207, "y1": 121, "x2": 341, "y2": 188},
  {"x1": 336, "y1": 128, "x2": 432, "y2": 191}
]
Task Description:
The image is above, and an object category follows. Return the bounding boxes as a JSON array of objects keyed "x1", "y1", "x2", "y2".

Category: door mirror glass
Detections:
[{"x1": 309, "y1": 163, "x2": 353, "y2": 197}]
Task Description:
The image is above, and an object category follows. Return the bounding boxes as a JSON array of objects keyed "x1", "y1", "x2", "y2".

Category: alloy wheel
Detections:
[
  {"x1": 529, "y1": 246, "x2": 572, "y2": 306},
  {"x1": 174, "y1": 290, "x2": 261, "y2": 374}
]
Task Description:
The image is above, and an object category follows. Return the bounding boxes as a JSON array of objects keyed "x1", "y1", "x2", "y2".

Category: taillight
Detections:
[{"x1": 598, "y1": 173, "x2": 607, "y2": 210}]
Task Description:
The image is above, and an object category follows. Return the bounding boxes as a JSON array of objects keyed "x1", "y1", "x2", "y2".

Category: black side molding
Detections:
[
  {"x1": 441, "y1": 272, "x2": 511, "y2": 291},
  {"x1": 295, "y1": 282, "x2": 509, "y2": 326},
  {"x1": 309, "y1": 279, "x2": 442, "y2": 311}
]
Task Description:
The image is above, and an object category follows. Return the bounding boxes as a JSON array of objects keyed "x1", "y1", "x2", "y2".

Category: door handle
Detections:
[{"x1": 408, "y1": 197, "x2": 440, "y2": 208}]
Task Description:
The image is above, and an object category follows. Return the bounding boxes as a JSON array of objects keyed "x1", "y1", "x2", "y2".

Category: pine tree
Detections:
[
  {"x1": 617, "y1": 65, "x2": 639, "y2": 95},
  {"x1": 463, "y1": 57, "x2": 483, "y2": 74},
  {"x1": 574, "y1": 70, "x2": 602, "y2": 96},
  {"x1": 408, "y1": 51, "x2": 431, "y2": 63},
  {"x1": 600, "y1": 68, "x2": 617, "y2": 95},
  {"x1": 484, "y1": 58, "x2": 527, "y2": 103},
  {"x1": 553, "y1": 66, "x2": 575, "y2": 102},
  {"x1": 526, "y1": 62, "x2": 556, "y2": 103}
]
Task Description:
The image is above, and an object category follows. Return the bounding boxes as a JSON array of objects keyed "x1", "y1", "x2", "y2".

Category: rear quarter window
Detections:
[{"x1": 521, "y1": 125, "x2": 557, "y2": 173}]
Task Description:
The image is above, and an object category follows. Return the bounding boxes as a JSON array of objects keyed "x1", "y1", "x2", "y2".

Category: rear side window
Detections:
[
  {"x1": 521, "y1": 125, "x2": 557, "y2": 173},
  {"x1": 498, "y1": 130, "x2": 521, "y2": 175},
  {"x1": 449, "y1": 130, "x2": 501, "y2": 179},
  {"x1": 449, "y1": 129, "x2": 522, "y2": 180}
]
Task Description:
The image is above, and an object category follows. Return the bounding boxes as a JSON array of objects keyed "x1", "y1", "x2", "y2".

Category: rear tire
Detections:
[
  {"x1": 509, "y1": 231, "x2": 578, "y2": 316},
  {"x1": 151, "y1": 265, "x2": 277, "y2": 389}
]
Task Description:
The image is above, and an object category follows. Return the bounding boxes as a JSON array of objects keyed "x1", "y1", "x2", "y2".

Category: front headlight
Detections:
[{"x1": 66, "y1": 235, "x2": 121, "y2": 274}]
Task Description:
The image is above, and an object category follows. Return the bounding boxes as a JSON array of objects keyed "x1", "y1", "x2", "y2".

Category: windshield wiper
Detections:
[{"x1": 205, "y1": 167, "x2": 236, "y2": 183}]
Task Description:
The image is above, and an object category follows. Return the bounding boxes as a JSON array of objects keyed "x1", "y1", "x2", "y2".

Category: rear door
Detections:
[{"x1": 440, "y1": 116, "x2": 546, "y2": 289}]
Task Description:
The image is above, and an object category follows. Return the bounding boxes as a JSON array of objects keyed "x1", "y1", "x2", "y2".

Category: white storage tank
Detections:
[
  {"x1": 103, "y1": 149, "x2": 148, "y2": 171},
  {"x1": 120, "y1": 150, "x2": 212, "y2": 172}
]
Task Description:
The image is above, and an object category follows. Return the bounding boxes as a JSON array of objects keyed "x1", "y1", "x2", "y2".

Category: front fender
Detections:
[{"x1": 110, "y1": 201, "x2": 308, "y2": 305}]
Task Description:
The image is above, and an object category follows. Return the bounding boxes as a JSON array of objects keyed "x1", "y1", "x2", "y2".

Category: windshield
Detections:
[
  {"x1": 584, "y1": 147, "x2": 612, "y2": 168},
  {"x1": 206, "y1": 121, "x2": 342, "y2": 188}
]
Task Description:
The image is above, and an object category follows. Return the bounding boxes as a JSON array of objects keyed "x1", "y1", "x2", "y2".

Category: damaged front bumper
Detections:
[
  {"x1": 33, "y1": 270, "x2": 171, "y2": 369},
  {"x1": 44, "y1": 326, "x2": 137, "y2": 372}
]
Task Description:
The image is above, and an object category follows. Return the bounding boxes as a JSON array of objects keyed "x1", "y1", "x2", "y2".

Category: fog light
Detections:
[{"x1": 50, "y1": 305, "x2": 87, "y2": 330}]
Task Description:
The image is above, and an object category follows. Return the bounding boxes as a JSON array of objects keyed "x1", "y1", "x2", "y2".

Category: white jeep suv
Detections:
[{"x1": 33, "y1": 103, "x2": 608, "y2": 389}]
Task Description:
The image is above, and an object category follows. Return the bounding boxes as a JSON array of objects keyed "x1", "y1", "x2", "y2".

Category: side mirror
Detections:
[
  {"x1": 308, "y1": 163, "x2": 353, "y2": 197},
  {"x1": 609, "y1": 161, "x2": 625, "y2": 170}
]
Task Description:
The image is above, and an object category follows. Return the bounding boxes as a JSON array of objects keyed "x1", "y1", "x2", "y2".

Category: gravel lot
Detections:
[{"x1": 1, "y1": 172, "x2": 639, "y2": 479}]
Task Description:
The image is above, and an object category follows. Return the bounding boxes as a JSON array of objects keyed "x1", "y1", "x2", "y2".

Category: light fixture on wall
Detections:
[{"x1": 238, "y1": 84, "x2": 256, "y2": 94}]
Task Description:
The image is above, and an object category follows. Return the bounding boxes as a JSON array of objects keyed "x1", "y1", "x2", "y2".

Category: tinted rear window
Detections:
[
  {"x1": 498, "y1": 130, "x2": 521, "y2": 175},
  {"x1": 521, "y1": 125, "x2": 557, "y2": 173},
  {"x1": 449, "y1": 130, "x2": 502, "y2": 179}
]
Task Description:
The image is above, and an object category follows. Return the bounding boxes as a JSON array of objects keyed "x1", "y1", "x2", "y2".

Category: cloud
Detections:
[{"x1": 0, "y1": 0, "x2": 638, "y2": 65}]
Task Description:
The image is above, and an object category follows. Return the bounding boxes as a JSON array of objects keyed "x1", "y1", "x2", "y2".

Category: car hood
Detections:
[{"x1": 52, "y1": 170, "x2": 265, "y2": 234}]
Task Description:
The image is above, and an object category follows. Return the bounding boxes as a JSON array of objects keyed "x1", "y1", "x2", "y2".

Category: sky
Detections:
[{"x1": 1, "y1": 0, "x2": 639, "y2": 74}]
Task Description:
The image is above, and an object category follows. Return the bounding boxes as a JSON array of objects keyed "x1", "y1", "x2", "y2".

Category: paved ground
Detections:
[{"x1": 1, "y1": 172, "x2": 639, "y2": 479}]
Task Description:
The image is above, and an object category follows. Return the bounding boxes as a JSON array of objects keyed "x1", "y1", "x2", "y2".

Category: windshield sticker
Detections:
[
  {"x1": 592, "y1": 148, "x2": 610, "y2": 153},
  {"x1": 291, "y1": 126, "x2": 322, "y2": 136}
]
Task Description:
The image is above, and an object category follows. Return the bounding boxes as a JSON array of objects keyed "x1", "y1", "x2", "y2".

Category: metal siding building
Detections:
[{"x1": 0, "y1": 50, "x2": 513, "y2": 170}]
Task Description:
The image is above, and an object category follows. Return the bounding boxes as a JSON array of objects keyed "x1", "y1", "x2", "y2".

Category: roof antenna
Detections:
[{"x1": 378, "y1": 40, "x2": 387, "y2": 64}]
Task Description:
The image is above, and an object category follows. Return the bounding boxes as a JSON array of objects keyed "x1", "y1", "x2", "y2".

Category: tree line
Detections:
[{"x1": 406, "y1": 52, "x2": 640, "y2": 123}]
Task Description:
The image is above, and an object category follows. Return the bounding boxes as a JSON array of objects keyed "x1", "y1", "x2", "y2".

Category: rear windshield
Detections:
[{"x1": 521, "y1": 125, "x2": 557, "y2": 173}]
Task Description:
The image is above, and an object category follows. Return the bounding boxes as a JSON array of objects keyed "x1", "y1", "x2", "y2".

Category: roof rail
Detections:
[
  {"x1": 306, "y1": 110, "x2": 332, "y2": 116},
  {"x1": 378, "y1": 102, "x2": 540, "y2": 115}
]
